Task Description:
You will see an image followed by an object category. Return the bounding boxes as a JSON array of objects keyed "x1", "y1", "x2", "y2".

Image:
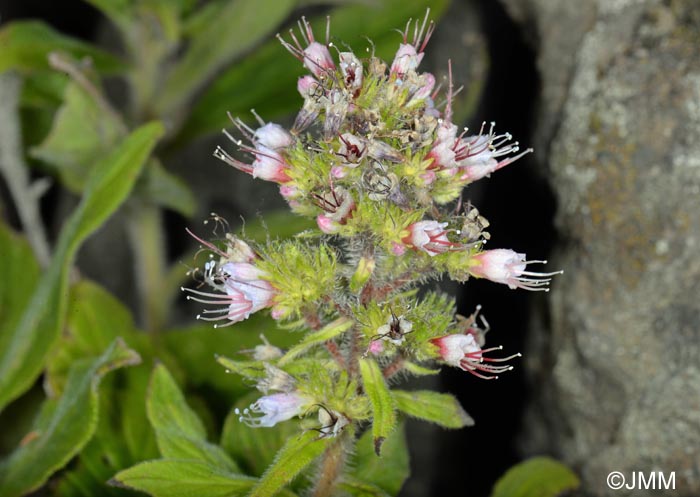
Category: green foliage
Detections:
[
  {"x1": 347, "y1": 422, "x2": 409, "y2": 496},
  {"x1": 278, "y1": 317, "x2": 353, "y2": 365},
  {"x1": 0, "y1": 339, "x2": 141, "y2": 496},
  {"x1": 147, "y1": 363, "x2": 240, "y2": 471},
  {"x1": 0, "y1": 21, "x2": 124, "y2": 74},
  {"x1": 0, "y1": 121, "x2": 163, "y2": 413},
  {"x1": 491, "y1": 457, "x2": 580, "y2": 497},
  {"x1": 111, "y1": 460, "x2": 258, "y2": 497},
  {"x1": 392, "y1": 390, "x2": 474, "y2": 429},
  {"x1": 358, "y1": 358, "x2": 397, "y2": 455},
  {"x1": 248, "y1": 431, "x2": 333, "y2": 497}
]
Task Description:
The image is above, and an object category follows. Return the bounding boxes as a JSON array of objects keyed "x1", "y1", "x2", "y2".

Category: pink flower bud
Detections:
[
  {"x1": 254, "y1": 123, "x2": 293, "y2": 150},
  {"x1": 402, "y1": 220, "x2": 456, "y2": 256}
]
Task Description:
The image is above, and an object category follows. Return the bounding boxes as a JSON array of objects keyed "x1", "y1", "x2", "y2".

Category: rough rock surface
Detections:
[{"x1": 502, "y1": 0, "x2": 700, "y2": 495}]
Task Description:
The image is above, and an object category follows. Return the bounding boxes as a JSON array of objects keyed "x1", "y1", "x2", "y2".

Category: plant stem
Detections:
[
  {"x1": 312, "y1": 434, "x2": 348, "y2": 497},
  {"x1": 126, "y1": 202, "x2": 167, "y2": 332},
  {"x1": 0, "y1": 72, "x2": 52, "y2": 267}
]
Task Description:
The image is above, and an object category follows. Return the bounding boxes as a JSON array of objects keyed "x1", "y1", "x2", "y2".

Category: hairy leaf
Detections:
[
  {"x1": 248, "y1": 431, "x2": 332, "y2": 497},
  {"x1": 0, "y1": 121, "x2": 163, "y2": 413},
  {"x1": 0, "y1": 339, "x2": 141, "y2": 496},
  {"x1": 148, "y1": 363, "x2": 239, "y2": 471},
  {"x1": 358, "y1": 358, "x2": 396, "y2": 455},
  {"x1": 279, "y1": 317, "x2": 353, "y2": 366},
  {"x1": 392, "y1": 390, "x2": 474, "y2": 429},
  {"x1": 349, "y1": 421, "x2": 409, "y2": 496},
  {"x1": 111, "y1": 459, "x2": 257, "y2": 497},
  {"x1": 491, "y1": 457, "x2": 580, "y2": 497}
]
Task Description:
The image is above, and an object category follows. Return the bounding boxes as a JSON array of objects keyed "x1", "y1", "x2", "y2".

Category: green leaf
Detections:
[
  {"x1": 358, "y1": 358, "x2": 396, "y2": 455},
  {"x1": 491, "y1": 457, "x2": 580, "y2": 497},
  {"x1": 402, "y1": 361, "x2": 440, "y2": 376},
  {"x1": 0, "y1": 121, "x2": 163, "y2": 413},
  {"x1": 178, "y1": 0, "x2": 450, "y2": 140},
  {"x1": 135, "y1": 160, "x2": 197, "y2": 217},
  {"x1": 111, "y1": 459, "x2": 257, "y2": 497},
  {"x1": 148, "y1": 363, "x2": 239, "y2": 471},
  {"x1": 339, "y1": 479, "x2": 392, "y2": 497},
  {"x1": 221, "y1": 393, "x2": 299, "y2": 477},
  {"x1": 392, "y1": 390, "x2": 474, "y2": 429},
  {"x1": 0, "y1": 21, "x2": 124, "y2": 74},
  {"x1": 249, "y1": 431, "x2": 332, "y2": 497},
  {"x1": 0, "y1": 339, "x2": 141, "y2": 497},
  {"x1": 45, "y1": 280, "x2": 143, "y2": 395},
  {"x1": 155, "y1": 0, "x2": 297, "y2": 117},
  {"x1": 31, "y1": 80, "x2": 124, "y2": 192},
  {"x1": 279, "y1": 317, "x2": 353, "y2": 366},
  {"x1": 348, "y1": 421, "x2": 408, "y2": 496},
  {"x1": 0, "y1": 224, "x2": 41, "y2": 352}
]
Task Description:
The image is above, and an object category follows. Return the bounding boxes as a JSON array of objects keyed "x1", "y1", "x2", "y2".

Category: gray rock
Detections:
[{"x1": 504, "y1": 0, "x2": 700, "y2": 494}]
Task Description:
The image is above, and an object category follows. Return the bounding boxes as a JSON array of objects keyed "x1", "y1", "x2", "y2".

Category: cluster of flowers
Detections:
[{"x1": 184, "y1": 11, "x2": 561, "y2": 431}]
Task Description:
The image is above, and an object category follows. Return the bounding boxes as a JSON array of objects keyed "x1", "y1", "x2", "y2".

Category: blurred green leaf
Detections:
[
  {"x1": 0, "y1": 224, "x2": 41, "y2": 351},
  {"x1": 392, "y1": 390, "x2": 474, "y2": 429},
  {"x1": 111, "y1": 459, "x2": 258, "y2": 497},
  {"x1": 491, "y1": 457, "x2": 580, "y2": 497},
  {"x1": 178, "y1": 0, "x2": 449, "y2": 141},
  {"x1": 221, "y1": 392, "x2": 300, "y2": 477},
  {"x1": 0, "y1": 21, "x2": 124, "y2": 74},
  {"x1": 155, "y1": 0, "x2": 297, "y2": 117},
  {"x1": 339, "y1": 479, "x2": 392, "y2": 497},
  {"x1": 0, "y1": 339, "x2": 141, "y2": 497},
  {"x1": 402, "y1": 361, "x2": 440, "y2": 376},
  {"x1": 47, "y1": 281, "x2": 162, "y2": 497},
  {"x1": 45, "y1": 280, "x2": 144, "y2": 395},
  {"x1": 248, "y1": 430, "x2": 331, "y2": 497},
  {"x1": 348, "y1": 421, "x2": 408, "y2": 495},
  {"x1": 163, "y1": 317, "x2": 298, "y2": 399},
  {"x1": 135, "y1": 160, "x2": 197, "y2": 217},
  {"x1": 30, "y1": 80, "x2": 124, "y2": 191},
  {"x1": 358, "y1": 358, "x2": 396, "y2": 455},
  {"x1": 0, "y1": 121, "x2": 163, "y2": 413},
  {"x1": 20, "y1": 72, "x2": 68, "y2": 109},
  {"x1": 148, "y1": 363, "x2": 239, "y2": 471}
]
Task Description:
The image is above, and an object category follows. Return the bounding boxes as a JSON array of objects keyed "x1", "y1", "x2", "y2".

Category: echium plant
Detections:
[{"x1": 184, "y1": 11, "x2": 560, "y2": 497}]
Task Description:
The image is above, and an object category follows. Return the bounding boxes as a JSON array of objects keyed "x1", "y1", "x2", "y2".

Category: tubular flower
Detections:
[
  {"x1": 430, "y1": 333, "x2": 521, "y2": 380},
  {"x1": 235, "y1": 392, "x2": 310, "y2": 428},
  {"x1": 402, "y1": 220, "x2": 457, "y2": 256},
  {"x1": 455, "y1": 122, "x2": 533, "y2": 182},
  {"x1": 182, "y1": 230, "x2": 277, "y2": 327},
  {"x1": 468, "y1": 249, "x2": 562, "y2": 291},
  {"x1": 184, "y1": 260, "x2": 276, "y2": 326},
  {"x1": 214, "y1": 116, "x2": 293, "y2": 183},
  {"x1": 314, "y1": 186, "x2": 356, "y2": 234},
  {"x1": 390, "y1": 10, "x2": 435, "y2": 78},
  {"x1": 277, "y1": 17, "x2": 335, "y2": 79}
]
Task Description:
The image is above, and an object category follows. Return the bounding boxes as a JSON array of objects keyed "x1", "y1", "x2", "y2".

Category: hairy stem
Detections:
[
  {"x1": 312, "y1": 434, "x2": 348, "y2": 497},
  {"x1": 0, "y1": 72, "x2": 52, "y2": 267},
  {"x1": 126, "y1": 203, "x2": 167, "y2": 332}
]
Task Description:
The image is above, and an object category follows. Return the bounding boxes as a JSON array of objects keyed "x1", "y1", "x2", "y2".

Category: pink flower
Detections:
[
  {"x1": 235, "y1": 392, "x2": 310, "y2": 428},
  {"x1": 278, "y1": 17, "x2": 335, "y2": 79},
  {"x1": 390, "y1": 11, "x2": 435, "y2": 77},
  {"x1": 214, "y1": 144, "x2": 291, "y2": 183},
  {"x1": 339, "y1": 51, "x2": 363, "y2": 91},
  {"x1": 430, "y1": 333, "x2": 521, "y2": 380},
  {"x1": 314, "y1": 186, "x2": 355, "y2": 234},
  {"x1": 469, "y1": 249, "x2": 562, "y2": 291},
  {"x1": 455, "y1": 122, "x2": 533, "y2": 181},
  {"x1": 183, "y1": 259, "x2": 276, "y2": 327},
  {"x1": 402, "y1": 220, "x2": 456, "y2": 256},
  {"x1": 254, "y1": 123, "x2": 294, "y2": 150}
]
